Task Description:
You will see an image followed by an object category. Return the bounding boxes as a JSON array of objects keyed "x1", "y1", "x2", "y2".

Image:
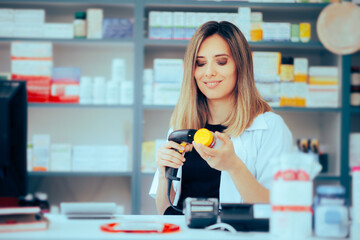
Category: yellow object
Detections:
[
  {"x1": 309, "y1": 77, "x2": 338, "y2": 85},
  {"x1": 250, "y1": 23, "x2": 263, "y2": 42},
  {"x1": 179, "y1": 142, "x2": 187, "y2": 154},
  {"x1": 194, "y1": 128, "x2": 213, "y2": 147},
  {"x1": 280, "y1": 65, "x2": 294, "y2": 82},
  {"x1": 294, "y1": 74, "x2": 308, "y2": 82},
  {"x1": 300, "y1": 23, "x2": 311, "y2": 43},
  {"x1": 141, "y1": 141, "x2": 156, "y2": 172}
]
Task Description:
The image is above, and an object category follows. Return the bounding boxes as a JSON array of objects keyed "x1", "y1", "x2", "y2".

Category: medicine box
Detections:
[
  {"x1": 50, "y1": 144, "x2": 72, "y2": 172},
  {"x1": 103, "y1": 18, "x2": 133, "y2": 39}
]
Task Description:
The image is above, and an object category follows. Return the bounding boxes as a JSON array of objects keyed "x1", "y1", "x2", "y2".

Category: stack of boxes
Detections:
[
  {"x1": 307, "y1": 67, "x2": 339, "y2": 107},
  {"x1": 0, "y1": 8, "x2": 132, "y2": 39},
  {"x1": 72, "y1": 146, "x2": 128, "y2": 172},
  {"x1": 253, "y1": 51, "x2": 339, "y2": 108},
  {"x1": 148, "y1": 8, "x2": 311, "y2": 43},
  {"x1": 11, "y1": 42, "x2": 53, "y2": 102},
  {"x1": 253, "y1": 51, "x2": 281, "y2": 106},
  {"x1": 28, "y1": 134, "x2": 129, "y2": 172},
  {"x1": 152, "y1": 58, "x2": 184, "y2": 105}
]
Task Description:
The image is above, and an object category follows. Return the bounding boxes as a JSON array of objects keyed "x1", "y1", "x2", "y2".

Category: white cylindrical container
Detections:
[
  {"x1": 79, "y1": 76, "x2": 92, "y2": 104},
  {"x1": 353, "y1": 167, "x2": 360, "y2": 225},
  {"x1": 270, "y1": 181, "x2": 313, "y2": 239},
  {"x1": 120, "y1": 80, "x2": 133, "y2": 104},
  {"x1": 93, "y1": 76, "x2": 106, "y2": 104},
  {"x1": 112, "y1": 58, "x2": 126, "y2": 82},
  {"x1": 106, "y1": 80, "x2": 119, "y2": 105},
  {"x1": 314, "y1": 185, "x2": 348, "y2": 238}
]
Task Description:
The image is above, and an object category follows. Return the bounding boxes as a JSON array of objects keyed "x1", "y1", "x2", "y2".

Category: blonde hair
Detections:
[{"x1": 170, "y1": 21, "x2": 271, "y2": 137}]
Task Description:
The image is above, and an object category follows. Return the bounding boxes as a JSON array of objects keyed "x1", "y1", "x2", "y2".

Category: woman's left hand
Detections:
[{"x1": 192, "y1": 131, "x2": 239, "y2": 172}]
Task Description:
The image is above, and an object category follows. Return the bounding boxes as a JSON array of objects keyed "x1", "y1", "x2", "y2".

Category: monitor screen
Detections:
[{"x1": 0, "y1": 80, "x2": 28, "y2": 204}]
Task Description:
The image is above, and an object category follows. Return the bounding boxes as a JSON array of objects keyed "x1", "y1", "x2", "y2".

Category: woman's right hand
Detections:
[{"x1": 156, "y1": 141, "x2": 192, "y2": 178}]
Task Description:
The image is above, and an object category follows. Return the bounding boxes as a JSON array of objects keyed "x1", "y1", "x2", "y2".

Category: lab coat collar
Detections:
[{"x1": 245, "y1": 113, "x2": 268, "y2": 131}]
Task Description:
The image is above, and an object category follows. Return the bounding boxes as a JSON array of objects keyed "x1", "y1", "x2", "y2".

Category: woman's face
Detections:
[{"x1": 194, "y1": 34, "x2": 237, "y2": 103}]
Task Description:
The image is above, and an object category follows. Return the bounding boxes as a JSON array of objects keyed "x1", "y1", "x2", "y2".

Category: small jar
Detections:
[
  {"x1": 314, "y1": 185, "x2": 349, "y2": 238},
  {"x1": 193, "y1": 128, "x2": 222, "y2": 149},
  {"x1": 74, "y1": 12, "x2": 86, "y2": 38},
  {"x1": 280, "y1": 57, "x2": 294, "y2": 82}
]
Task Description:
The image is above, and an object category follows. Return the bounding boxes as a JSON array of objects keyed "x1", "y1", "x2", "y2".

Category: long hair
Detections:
[{"x1": 170, "y1": 21, "x2": 272, "y2": 137}]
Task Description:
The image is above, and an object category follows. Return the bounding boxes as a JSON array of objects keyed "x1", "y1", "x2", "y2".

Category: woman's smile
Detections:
[{"x1": 204, "y1": 80, "x2": 222, "y2": 88}]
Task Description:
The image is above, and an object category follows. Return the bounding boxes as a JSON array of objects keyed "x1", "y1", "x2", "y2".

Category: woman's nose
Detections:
[{"x1": 205, "y1": 63, "x2": 216, "y2": 77}]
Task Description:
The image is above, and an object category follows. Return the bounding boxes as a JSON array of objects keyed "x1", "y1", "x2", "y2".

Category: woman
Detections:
[{"x1": 149, "y1": 21, "x2": 293, "y2": 215}]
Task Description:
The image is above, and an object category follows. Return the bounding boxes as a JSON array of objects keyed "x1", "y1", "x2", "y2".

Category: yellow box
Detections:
[{"x1": 300, "y1": 23, "x2": 311, "y2": 43}]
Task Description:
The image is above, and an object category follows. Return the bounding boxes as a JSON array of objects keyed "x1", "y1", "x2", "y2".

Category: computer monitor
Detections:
[{"x1": 0, "y1": 80, "x2": 28, "y2": 206}]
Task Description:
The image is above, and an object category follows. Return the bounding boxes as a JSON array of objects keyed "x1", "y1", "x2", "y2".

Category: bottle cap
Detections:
[
  {"x1": 75, "y1": 12, "x2": 86, "y2": 19},
  {"x1": 351, "y1": 66, "x2": 360, "y2": 73},
  {"x1": 316, "y1": 185, "x2": 345, "y2": 196},
  {"x1": 194, "y1": 128, "x2": 213, "y2": 147},
  {"x1": 281, "y1": 57, "x2": 294, "y2": 65}
]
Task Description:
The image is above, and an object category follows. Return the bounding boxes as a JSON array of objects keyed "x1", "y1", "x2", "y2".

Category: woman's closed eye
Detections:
[
  {"x1": 196, "y1": 60, "x2": 206, "y2": 67},
  {"x1": 216, "y1": 58, "x2": 228, "y2": 66}
]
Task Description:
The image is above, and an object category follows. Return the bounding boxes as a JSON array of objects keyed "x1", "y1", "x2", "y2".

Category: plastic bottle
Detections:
[
  {"x1": 314, "y1": 185, "x2": 348, "y2": 238},
  {"x1": 193, "y1": 128, "x2": 223, "y2": 149},
  {"x1": 74, "y1": 12, "x2": 86, "y2": 38},
  {"x1": 93, "y1": 76, "x2": 106, "y2": 104},
  {"x1": 352, "y1": 166, "x2": 360, "y2": 225},
  {"x1": 280, "y1": 57, "x2": 294, "y2": 82}
]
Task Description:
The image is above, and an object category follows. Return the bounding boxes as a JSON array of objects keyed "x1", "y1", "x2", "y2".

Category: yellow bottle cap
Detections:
[{"x1": 194, "y1": 128, "x2": 213, "y2": 147}]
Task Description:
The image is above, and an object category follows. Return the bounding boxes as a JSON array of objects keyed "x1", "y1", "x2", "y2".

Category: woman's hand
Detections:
[
  {"x1": 192, "y1": 131, "x2": 239, "y2": 172},
  {"x1": 156, "y1": 141, "x2": 193, "y2": 178}
]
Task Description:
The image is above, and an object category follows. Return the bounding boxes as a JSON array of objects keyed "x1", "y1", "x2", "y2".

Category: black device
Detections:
[
  {"x1": 166, "y1": 129, "x2": 197, "y2": 212},
  {"x1": 0, "y1": 81, "x2": 28, "y2": 206},
  {"x1": 220, "y1": 203, "x2": 270, "y2": 232},
  {"x1": 183, "y1": 197, "x2": 218, "y2": 228}
]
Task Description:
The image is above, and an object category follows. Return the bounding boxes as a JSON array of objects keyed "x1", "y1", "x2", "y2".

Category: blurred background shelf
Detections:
[{"x1": 28, "y1": 171, "x2": 133, "y2": 177}]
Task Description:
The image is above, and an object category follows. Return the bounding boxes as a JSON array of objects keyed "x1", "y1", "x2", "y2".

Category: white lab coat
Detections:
[{"x1": 149, "y1": 111, "x2": 293, "y2": 205}]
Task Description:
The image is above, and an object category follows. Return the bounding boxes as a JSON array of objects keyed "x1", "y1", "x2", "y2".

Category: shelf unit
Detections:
[{"x1": 0, "y1": 0, "x2": 358, "y2": 214}]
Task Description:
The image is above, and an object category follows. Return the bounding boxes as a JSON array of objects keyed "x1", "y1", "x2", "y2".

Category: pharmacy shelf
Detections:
[
  {"x1": 351, "y1": 107, "x2": 360, "y2": 114},
  {"x1": 141, "y1": 172, "x2": 339, "y2": 180},
  {"x1": 0, "y1": 0, "x2": 134, "y2": 5},
  {"x1": 0, "y1": 38, "x2": 133, "y2": 44},
  {"x1": 144, "y1": 39, "x2": 324, "y2": 50},
  {"x1": 143, "y1": 104, "x2": 175, "y2": 110},
  {"x1": 315, "y1": 175, "x2": 340, "y2": 181},
  {"x1": 28, "y1": 171, "x2": 133, "y2": 177},
  {"x1": 142, "y1": 172, "x2": 156, "y2": 177},
  {"x1": 144, "y1": 0, "x2": 328, "y2": 10},
  {"x1": 28, "y1": 103, "x2": 134, "y2": 108},
  {"x1": 143, "y1": 105, "x2": 342, "y2": 112},
  {"x1": 273, "y1": 107, "x2": 342, "y2": 112}
]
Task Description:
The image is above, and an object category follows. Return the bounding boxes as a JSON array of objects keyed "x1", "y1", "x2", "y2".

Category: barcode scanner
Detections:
[{"x1": 166, "y1": 129, "x2": 197, "y2": 212}]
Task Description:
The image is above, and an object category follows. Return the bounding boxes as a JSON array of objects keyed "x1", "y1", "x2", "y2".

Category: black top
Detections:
[{"x1": 168, "y1": 123, "x2": 226, "y2": 214}]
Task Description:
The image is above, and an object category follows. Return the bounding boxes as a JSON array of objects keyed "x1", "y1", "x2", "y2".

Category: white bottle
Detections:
[
  {"x1": 93, "y1": 76, "x2": 106, "y2": 105},
  {"x1": 120, "y1": 80, "x2": 133, "y2": 104},
  {"x1": 79, "y1": 76, "x2": 93, "y2": 104},
  {"x1": 106, "y1": 80, "x2": 120, "y2": 105},
  {"x1": 111, "y1": 58, "x2": 126, "y2": 82}
]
